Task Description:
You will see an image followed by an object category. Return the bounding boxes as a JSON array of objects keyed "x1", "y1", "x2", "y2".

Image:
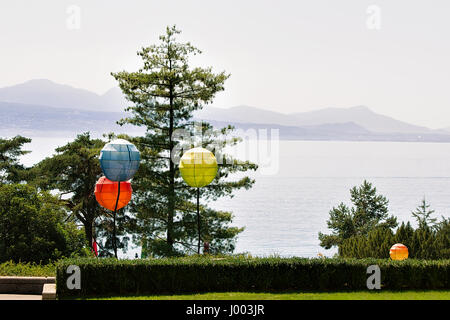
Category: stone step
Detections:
[
  {"x1": 0, "y1": 276, "x2": 56, "y2": 294},
  {"x1": 42, "y1": 283, "x2": 56, "y2": 300}
]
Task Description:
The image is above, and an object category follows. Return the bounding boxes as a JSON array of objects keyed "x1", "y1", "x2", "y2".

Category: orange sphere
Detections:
[
  {"x1": 94, "y1": 176, "x2": 132, "y2": 211},
  {"x1": 390, "y1": 243, "x2": 409, "y2": 260}
]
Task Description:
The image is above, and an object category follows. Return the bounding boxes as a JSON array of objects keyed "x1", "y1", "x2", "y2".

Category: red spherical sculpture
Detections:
[{"x1": 94, "y1": 176, "x2": 132, "y2": 211}]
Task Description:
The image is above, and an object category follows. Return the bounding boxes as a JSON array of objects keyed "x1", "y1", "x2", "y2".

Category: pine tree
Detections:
[
  {"x1": 411, "y1": 198, "x2": 437, "y2": 230},
  {"x1": 95, "y1": 208, "x2": 131, "y2": 257},
  {"x1": 394, "y1": 222, "x2": 414, "y2": 248},
  {"x1": 434, "y1": 217, "x2": 450, "y2": 258},
  {"x1": 0, "y1": 135, "x2": 31, "y2": 184},
  {"x1": 33, "y1": 133, "x2": 108, "y2": 252},
  {"x1": 319, "y1": 180, "x2": 397, "y2": 250},
  {"x1": 411, "y1": 226, "x2": 436, "y2": 259},
  {"x1": 336, "y1": 201, "x2": 448, "y2": 260},
  {"x1": 112, "y1": 26, "x2": 257, "y2": 256},
  {"x1": 340, "y1": 228, "x2": 394, "y2": 259},
  {"x1": 366, "y1": 228, "x2": 393, "y2": 258}
]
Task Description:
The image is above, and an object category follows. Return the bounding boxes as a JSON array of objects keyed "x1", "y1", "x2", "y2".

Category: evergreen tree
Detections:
[
  {"x1": 333, "y1": 196, "x2": 448, "y2": 260},
  {"x1": 410, "y1": 226, "x2": 436, "y2": 259},
  {"x1": 95, "y1": 210, "x2": 131, "y2": 257},
  {"x1": 319, "y1": 180, "x2": 397, "y2": 250},
  {"x1": 366, "y1": 227, "x2": 394, "y2": 258},
  {"x1": 339, "y1": 235, "x2": 366, "y2": 258},
  {"x1": 340, "y1": 228, "x2": 393, "y2": 259},
  {"x1": 0, "y1": 135, "x2": 31, "y2": 184},
  {"x1": 411, "y1": 198, "x2": 437, "y2": 230},
  {"x1": 112, "y1": 26, "x2": 257, "y2": 256},
  {"x1": 394, "y1": 221, "x2": 414, "y2": 249},
  {"x1": 434, "y1": 217, "x2": 450, "y2": 258},
  {"x1": 33, "y1": 133, "x2": 110, "y2": 252}
]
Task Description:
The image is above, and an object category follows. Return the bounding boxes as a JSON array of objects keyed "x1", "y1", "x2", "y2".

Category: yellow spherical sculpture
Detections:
[
  {"x1": 179, "y1": 147, "x2": 218, "y2": 188},
  {"x1": 390, "y1": 243, "x2": 409, "y2": 261}
]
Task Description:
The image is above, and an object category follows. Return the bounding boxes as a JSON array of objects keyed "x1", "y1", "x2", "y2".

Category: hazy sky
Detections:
[{"x1": 1, "y1": 0, "x2": 450, "y2": 128}]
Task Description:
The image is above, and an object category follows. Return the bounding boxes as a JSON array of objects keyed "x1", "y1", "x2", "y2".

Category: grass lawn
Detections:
[{"x1": 84, "y1": 290, "x2": 450, "y2": 300}]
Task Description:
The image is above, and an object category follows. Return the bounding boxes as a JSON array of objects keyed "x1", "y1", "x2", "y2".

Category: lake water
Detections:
[{"x1": 20, "y1": 138, "x2": 450, "y2": 258}]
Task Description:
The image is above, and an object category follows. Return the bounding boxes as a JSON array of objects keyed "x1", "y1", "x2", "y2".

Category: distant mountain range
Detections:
[
  {"x1": 194, "y1": 105, "x2": 437, "y2": 134},
  {"x1": 0, "y1": 79, "x2": 126, "y2": 112},
  {"x1": 0, "y1": 101, "x2": 141, "y2": 137},
  {"x1": 1, "y1": 79, "x2": 450, "y2": 142}
]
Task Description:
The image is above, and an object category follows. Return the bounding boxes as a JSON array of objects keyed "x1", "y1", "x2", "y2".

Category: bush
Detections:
[
  {"x1": 0, "y1": 184, "x2": 88, "y2": 263},
  {"x1": 56, "y1": 256, "x2": 450, "y2": 297},
  {"x1": 340, "y1": 221, "x2": 450, "y2": 260},
  {"x1": 0, "y1": 260, "x2": 55, "y2": 277}
]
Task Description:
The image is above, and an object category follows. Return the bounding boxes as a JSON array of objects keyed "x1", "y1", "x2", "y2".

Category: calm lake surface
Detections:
[{"x1": 21, "y1": 138, "x2": 450, "y2": 258}]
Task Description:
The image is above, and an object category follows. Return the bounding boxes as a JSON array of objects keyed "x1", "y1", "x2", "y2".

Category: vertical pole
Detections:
[
  {"x1": 197, "y1": 187, "x2": 201, "y2": 254},
  {"x1": 113, "y1": 181, "x2": 121, "y2": 259},
  {"x1": 91, "y1": 223, "x2": 95, "y2": 257},
  {"x1": 91, "y1": 222, "x2": 98, "y2": 258}
]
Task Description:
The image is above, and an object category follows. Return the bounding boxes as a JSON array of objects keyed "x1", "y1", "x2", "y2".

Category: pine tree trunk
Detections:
[
  {"x1": 168, "y1": 159, "x2": 175, "y2": 252},
  {"x1": 197, "y1": 188, "x2": 201, "y2": 254},
  {"x1": 84, "y1": 217, "x2": 94, "y2": 252},
  {"x1": 167, "y1": 81, "x2": 175, "y2": 253}
]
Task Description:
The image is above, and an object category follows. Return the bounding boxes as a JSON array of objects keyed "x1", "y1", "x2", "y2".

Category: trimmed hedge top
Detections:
[{"x1": 56, "y1": 256, "x2": 450, "y2": 297}]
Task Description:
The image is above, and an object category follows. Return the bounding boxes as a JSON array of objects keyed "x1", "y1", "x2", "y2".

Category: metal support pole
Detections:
[
  {"x1": 112, "y1": 181, "x2": 121, "y2": 259},
  {"x1": 197, "y1": 187, "x2": 201, "y2": 254}
]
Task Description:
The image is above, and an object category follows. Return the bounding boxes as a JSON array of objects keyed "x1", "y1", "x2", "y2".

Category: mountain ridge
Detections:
[
  {"x1": 1, "y1": 100, "x2": 450, "y2": 142},
  {"x1": 194, "y1": 104, "x2": 432, "y2": 134},
  {"x1": 0, "y1": 79, "x2": 448, "y2": 141},
  {"x1": 0, "y1": 79, "x2": 126, "y2": 112}
]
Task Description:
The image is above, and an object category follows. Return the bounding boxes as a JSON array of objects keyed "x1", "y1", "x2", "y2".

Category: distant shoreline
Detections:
[{"x1": 3, "y1": 129, "x2": 450, "y2": 144}]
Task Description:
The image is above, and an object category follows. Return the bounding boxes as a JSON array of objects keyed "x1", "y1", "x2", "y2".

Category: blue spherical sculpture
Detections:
[{"x1": 99, "y1": 139, "x2": 140, "y2": 181}]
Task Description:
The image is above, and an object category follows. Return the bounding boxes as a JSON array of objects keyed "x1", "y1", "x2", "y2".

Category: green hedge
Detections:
[{"x1": 56, "y1": 256, "x2": 450, "y2": 297}]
